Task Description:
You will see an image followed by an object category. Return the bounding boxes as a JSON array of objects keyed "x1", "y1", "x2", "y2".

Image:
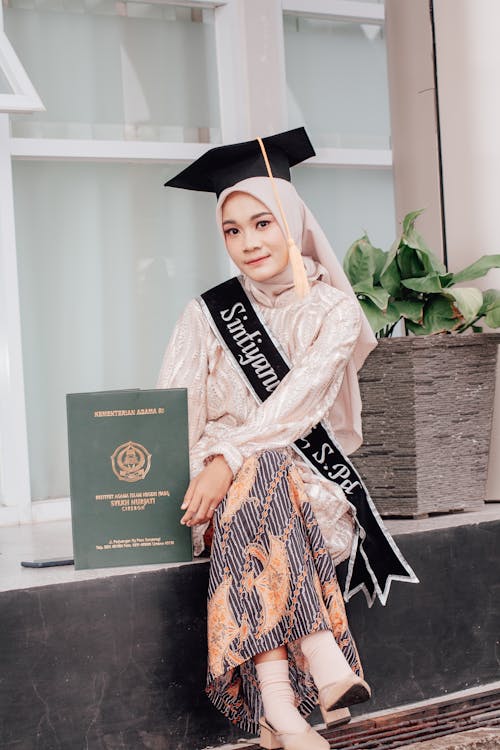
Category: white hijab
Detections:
[{"x1": 216, "y1": 176, "x2": 378, "y2": 455}]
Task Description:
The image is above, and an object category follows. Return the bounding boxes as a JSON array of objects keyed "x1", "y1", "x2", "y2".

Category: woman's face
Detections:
[{"x1": 221, "y1": 192, "x2": 289, "y2": 281}]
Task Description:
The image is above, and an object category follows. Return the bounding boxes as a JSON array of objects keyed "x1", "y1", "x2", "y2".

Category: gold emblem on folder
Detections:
[{"x1": 111, "y1": 441, "x2": 152, "y2": 483}]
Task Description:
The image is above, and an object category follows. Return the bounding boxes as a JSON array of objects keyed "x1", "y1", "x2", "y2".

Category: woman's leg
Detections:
[
  {"x1": 300, "y1": 630, "x2": 352, "y2": 688},
  {"x1": 205, "y1": 449, "x2": 363, "y2": 736},
  {"x1": 300, "y1": 629, "x2": 370, "y2": 712},
  {"x1": 254, "y1": 648, "x2": 309, "y2": 734},
  {"x1": 254, "y1": 646, "x2": 287, "y2": 664}
]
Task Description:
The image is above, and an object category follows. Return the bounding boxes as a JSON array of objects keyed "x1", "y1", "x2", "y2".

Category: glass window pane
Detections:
[
  {"x1": 284, "y1": 14, "x2": 390, "y2": 149},
  {"x1": 5, "y1": 4, "x2": 220, "y2": 142},
  {"x1": 13, "y1": 161, "x2": 228, "y2": 501},
  {"x1": 292, "y1": 166, "x2": 395, "y2": 261}
]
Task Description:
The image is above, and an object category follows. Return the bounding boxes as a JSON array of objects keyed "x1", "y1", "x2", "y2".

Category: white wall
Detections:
[{"x1": 434, "y1": 0, "x2": 500, "y2": 500}]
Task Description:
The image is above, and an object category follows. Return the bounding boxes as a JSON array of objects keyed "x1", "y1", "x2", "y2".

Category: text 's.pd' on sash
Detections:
[{"x1": 66, "y1": 389, "x2": 192, "y2": 570}]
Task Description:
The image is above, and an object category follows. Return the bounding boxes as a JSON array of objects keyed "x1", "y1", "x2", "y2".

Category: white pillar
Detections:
[
  {"x1": 385, "y1": 0, "x2": 444, "y2": 256},
  {"x1": 0, "y1": 114, "x2": 32, "y2": 520},
  {"x1": 433, "y1": 0, "x2": 500, "y2": 499}
]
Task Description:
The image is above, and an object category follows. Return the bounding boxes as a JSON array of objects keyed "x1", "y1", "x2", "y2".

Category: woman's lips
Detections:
[{"x1": 245, "y1": 255, "x2": 270, "y2": 266}]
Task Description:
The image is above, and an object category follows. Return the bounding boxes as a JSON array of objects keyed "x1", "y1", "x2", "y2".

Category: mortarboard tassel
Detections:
[
  {"x1": 287, "y1": 238, "x2": 310, "y2": 298},
  {"x1": 257, "y1": 137, "x2": 310, "y2": 299}
]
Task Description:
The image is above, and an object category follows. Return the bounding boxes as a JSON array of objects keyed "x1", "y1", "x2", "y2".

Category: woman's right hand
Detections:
[{"x1": 180, "y1": 455, "x2": 233, "y2": 527}]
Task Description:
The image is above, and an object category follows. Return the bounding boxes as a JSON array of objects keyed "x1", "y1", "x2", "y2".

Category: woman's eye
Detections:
[
  {"x1": 257, "y1": 220, "x2": 270, "y2": 229},
  {"x1": 224, "y1": 227, "x2": 239, "y2": 236}
]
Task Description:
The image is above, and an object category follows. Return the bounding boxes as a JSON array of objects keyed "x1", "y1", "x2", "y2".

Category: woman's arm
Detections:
[
  {"x1": 156, "y1": 299, "x2": 233, "y2": 528},
  {"x1": 197, "y1": 289, "x2": 362, "y2": 477},
  {"x1": 156, "y1": 299, "x2": 211, "y2": 459}
]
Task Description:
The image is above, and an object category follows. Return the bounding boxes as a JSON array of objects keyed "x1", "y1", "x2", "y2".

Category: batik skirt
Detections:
[{"x1": 205, "y1": 449, "x2": 363, "y2": 735}]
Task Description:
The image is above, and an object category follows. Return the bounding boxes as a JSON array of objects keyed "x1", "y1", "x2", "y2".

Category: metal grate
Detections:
[{"x1": 231, "y1": 689, "x2": 500, "y2": 750}]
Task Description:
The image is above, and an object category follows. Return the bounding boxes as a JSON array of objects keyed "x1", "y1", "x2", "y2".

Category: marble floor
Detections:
[{"x1": 0, "y1": 503, "x2": 498, "y2": 594}]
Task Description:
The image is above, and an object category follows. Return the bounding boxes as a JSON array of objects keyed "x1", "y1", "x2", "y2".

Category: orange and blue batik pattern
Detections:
[{"x1": 205, "y1": 449, "x2": 362, "y2": 735}]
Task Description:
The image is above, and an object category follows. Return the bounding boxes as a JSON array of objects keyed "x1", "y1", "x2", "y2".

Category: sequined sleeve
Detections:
[
  {"x1": 156, "y1": 299, "x2": 209, "y2": 471},
  {"x1": 197, "y1": 288, "x2": 362, "y2": 476}
]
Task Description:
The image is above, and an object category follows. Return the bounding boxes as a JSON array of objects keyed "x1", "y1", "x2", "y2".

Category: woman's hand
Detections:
[{"x1": 181, "y1": 455, "x2": 233, "y2": 527}]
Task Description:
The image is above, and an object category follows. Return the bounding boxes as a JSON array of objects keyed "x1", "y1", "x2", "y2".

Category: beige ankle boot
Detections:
[
  {"x1": 259, "y1": 717, "x2": 329, "y2": 750},
  {"x1": 319, "y1": 671, "x2": 371, "y2": 713},
  {"x1": 319, "y1": 705, "x2": 351, "y2": 728}
]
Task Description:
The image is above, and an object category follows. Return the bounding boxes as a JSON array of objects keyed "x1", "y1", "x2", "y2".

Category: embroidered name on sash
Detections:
[{"x1": 219, "y1": 302, "x2": 280, "y2": 393}]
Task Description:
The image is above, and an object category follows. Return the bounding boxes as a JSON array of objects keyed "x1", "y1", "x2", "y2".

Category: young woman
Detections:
[{"x1": 157, "y1": 129, "x2": 417, "y2": 750}]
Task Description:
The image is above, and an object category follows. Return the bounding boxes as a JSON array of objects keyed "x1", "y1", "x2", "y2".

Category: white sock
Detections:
[
  {"x1": 300, "y1": 630, "x2": 353, "y2": 691},
  {"x1": 255, "y1": 659, "x2": 309, "y2": 734}
]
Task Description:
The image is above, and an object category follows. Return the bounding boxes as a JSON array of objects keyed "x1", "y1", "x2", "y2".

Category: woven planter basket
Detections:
[{"x1": 350, "y1": 332, "x2": 500, "y2": 517}]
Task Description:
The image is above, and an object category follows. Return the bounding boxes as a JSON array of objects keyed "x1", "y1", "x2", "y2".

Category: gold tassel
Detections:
[{"x1": 288, "y1": 238, "x2": 310, "y2": 299}]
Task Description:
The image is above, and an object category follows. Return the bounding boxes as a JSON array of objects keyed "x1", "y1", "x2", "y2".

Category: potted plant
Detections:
[{"x1": 345, "y1": 211, "x2": 500, "y2": 517}]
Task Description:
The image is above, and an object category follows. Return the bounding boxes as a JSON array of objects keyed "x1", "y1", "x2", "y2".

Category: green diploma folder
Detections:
[{"x1": 66, "y1": 388, "x2": 192, "y2": 570}]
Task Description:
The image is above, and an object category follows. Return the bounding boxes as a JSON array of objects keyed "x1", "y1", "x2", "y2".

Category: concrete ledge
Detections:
[{"x1": 0, "y1": 516, "x2": 498, "y2": 749}]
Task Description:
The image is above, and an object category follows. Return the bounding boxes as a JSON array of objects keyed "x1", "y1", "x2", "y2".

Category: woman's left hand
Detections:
[{"x1": 180, "y1": 455, "x2": 233, "y2": 527}]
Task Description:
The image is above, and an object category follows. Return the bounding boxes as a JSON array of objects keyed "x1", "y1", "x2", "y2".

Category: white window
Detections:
[
  {"x1": 0, "y1": 0, "x2": 395, "y2": 524},
  {"x1": 283, "y1": 0, "x2": 394, "y2": 257}
]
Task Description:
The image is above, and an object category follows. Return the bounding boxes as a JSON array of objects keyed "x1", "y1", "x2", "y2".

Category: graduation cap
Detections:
[
  {"x1": 164, "y1": 127, "x2": 315, "y2": 298},
  {"x1": 164, "y1": 127, "x2": 315, "y2": 197}
]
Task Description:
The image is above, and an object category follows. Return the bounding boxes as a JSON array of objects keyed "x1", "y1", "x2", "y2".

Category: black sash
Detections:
[{"x1": 199, "y1": 277, "x2": 418, "y2": 607}]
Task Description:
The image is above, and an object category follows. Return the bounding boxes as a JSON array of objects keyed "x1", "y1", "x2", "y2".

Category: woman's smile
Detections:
[{"x1": 245, "y1": 254, "x2": 271, "y2": 266}]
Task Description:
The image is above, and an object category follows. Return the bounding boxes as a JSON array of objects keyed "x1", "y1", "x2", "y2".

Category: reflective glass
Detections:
[
  {"x1": 5, "y1": 4, "x2": 220, "y2": 141},
  {"x1": 13, "y1": 161, "x2": 228, "y2": 500},
  {"x1": 292, "y1": 165, "x2": 395, "y2": 261},
  {"x1": 284, "y1": 14, "x2": 390, "y2": 149}
]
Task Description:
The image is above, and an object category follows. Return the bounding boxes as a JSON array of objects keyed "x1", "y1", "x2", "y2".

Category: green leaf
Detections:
[
  {"x1": 379, "y1": 248, "x2": 401, "y2": 296},
  {"x1": 402, "y1": 210, "x2": 425, "y2": 238},
  {"x1": 401, "y1": 274, "x2": 443, "y2": 293},
  {"x1": 406, "y1": 295, "x2": 462, "y2": 335},
  {"x1": 352, "y1": 280, "x2": 390, "y2": 309},
  {"x1": 358, "y1": 297, "x2": 399, "y2": 335},
  {"x1": 421, "y1": 247, "x2": 447, "y2": 275},
  {"x1": 400, "y1": 211, "x2": 447, "y2": 274},
  {"x1": 439, "y1": 272, "x2": 455, "y2": 288},
  {"x1": 343, "y1": 235, "x2": 386, "y2": 285},
  {"x1": 372, "y1": 245, "x2": 387, "y2": 285},
  {"x1": 397, "y1": 244, "x2": 427, "y2": 279},
  {"x1": 447, "y1": 287, "x2": 483, "y2": 324},
  {"x1": 450, "y1": 254, "x2": 500, "y2": 284},
  {"x1": 390, "y1": 299, "x2": 424, "y2": 323},
  {"x1": 485, "y1": 306, "x2": 500, "y2": 327},
  {"x1": 482, "y1": 290, "x2": 500, "y2": 327},
  {"x1": 479, "y1": 288, "x2": 500, "y2": 314}
]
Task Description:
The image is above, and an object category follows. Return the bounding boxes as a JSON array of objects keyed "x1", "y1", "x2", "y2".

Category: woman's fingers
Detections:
[
  {"x1": 191, "y1": 496, "x2": 218, "y2": 526},
  {"x1": 182, "y1": 490, "x2": 218, "y2": 526},
  {"x1": 182, "y1": 494, "x2": 219, "y2": 527},
  {"x1": 181, "y1": 478, "x2": 196, "y2": 510},
  {"x1": 181, "y1": 457, "x2": 232, "y2": 525},
  {"x1": 181, "y1": 487, "x2": 204, "y2": 525}
]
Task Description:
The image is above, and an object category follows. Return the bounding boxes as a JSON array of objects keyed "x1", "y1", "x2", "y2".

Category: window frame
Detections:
[{"x1": 0, "y1": 29, "x2": 45, "y2": 113}]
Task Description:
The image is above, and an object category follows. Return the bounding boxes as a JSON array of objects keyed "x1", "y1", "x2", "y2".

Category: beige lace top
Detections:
[{"x1": 156, "y1": 268, "x2": 363, "y2": 562}]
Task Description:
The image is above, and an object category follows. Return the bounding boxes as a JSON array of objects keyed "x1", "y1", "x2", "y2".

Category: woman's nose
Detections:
[{"x1": 243, "y1": 229, "x2": 262, "y2": 251}]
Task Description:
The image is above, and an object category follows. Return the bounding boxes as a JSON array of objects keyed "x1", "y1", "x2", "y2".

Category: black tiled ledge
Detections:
[{"x1": 0, "y1": 513, "x2": 498, "y2": 750}]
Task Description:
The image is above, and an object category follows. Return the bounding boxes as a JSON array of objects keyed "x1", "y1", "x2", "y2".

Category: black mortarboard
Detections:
[{"x1": 164, "y1": 127, "x2": 315, "y2": 197}]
